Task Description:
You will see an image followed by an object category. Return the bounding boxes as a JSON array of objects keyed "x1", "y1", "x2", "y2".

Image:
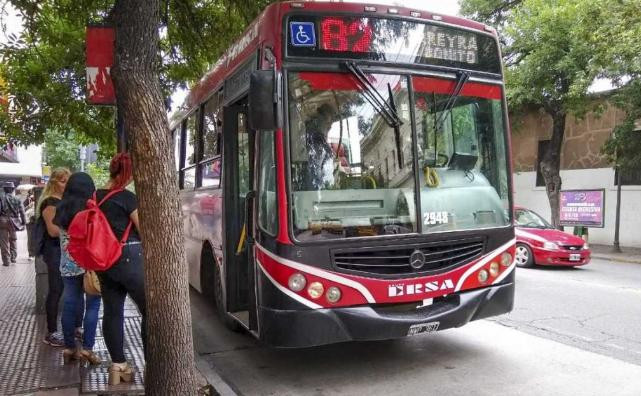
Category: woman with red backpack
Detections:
[
  {"x1": 91, "y1": 152, "x2": 146, "y2": 385},
  {"x1": 53, "y1": 172, "x2": 102, "y2": 365}
]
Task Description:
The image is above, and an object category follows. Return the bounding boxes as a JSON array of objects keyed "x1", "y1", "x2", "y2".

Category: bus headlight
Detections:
[
  {"x1": 288, "y1": 273, "x2": 306, "y2": 292},
  {"x1": 307, "y1": 282, "x2": 324, "y2": 299},
  {"x1": 478, "y1": 269, "x2": 489, "y2": 283},
  {"x1": 326, "y1": 286, "x2": 342, "y2": 303},
  {"x1": 489, "y1": 262, "x2": 500, "y2": 277},
  {"x1": 500, "y1": 252, "x2": 512, "y2": 267}
]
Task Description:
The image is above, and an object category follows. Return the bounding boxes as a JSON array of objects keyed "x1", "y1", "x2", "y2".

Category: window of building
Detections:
[
  {"x1": 258, "y1": 132, "x2": 277, "y2": 235},
  {"x1": 536, "y1": 140, "x2": 550, "y2": 187},
  {"x1": 615, "y1": 168, "x2": 641, "y2": 186}
]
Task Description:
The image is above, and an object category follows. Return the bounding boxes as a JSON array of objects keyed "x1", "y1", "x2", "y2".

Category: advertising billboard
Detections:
[{"x1": 559, "y1": 189, "x2": 605, "y2": 228}]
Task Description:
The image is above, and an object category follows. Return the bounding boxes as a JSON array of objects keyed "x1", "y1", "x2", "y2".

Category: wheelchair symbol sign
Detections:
[{"x1": 290, "y1": 22, "x2": 316, "y2": 47}]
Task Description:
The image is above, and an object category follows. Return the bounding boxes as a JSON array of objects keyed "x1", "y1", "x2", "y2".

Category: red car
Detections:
[{"x1": 514, "y1": 207, "x2": 591, "y2": 268}]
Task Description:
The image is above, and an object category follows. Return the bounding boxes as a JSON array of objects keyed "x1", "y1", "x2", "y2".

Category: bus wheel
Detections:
[
  {"x1": 515, "y1": 243, "x2": 534, "y2": 268},
  {"x1": 213, "y1": 262, "x2": 243, "y2": 332}
]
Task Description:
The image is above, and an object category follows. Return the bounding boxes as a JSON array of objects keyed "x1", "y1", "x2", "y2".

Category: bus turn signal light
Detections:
[
  {"x1": 308, "y1": 282, "x2": 324, "y2": 299},
  {"x1": 489, "y1": 262, "x2": 500, "y2": 277}
]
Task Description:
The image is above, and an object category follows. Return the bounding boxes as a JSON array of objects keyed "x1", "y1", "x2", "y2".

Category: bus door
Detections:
[{"x1": 222, "y1": 104, "x2": 257, "y2": 329}]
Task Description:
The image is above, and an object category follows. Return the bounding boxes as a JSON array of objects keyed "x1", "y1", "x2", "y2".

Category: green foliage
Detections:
[
  {"x1": 462, "y1": 0, "x2": 641, "y2": 168},
  {"x1": 1, "y1": 0, "x2": 277, "y2": 146},
  {"x1": 592, "y1": 1, "x2": 641, "y2": 168},
  {"x1": 42, "y1": 129, "x2": 81, "y2": 170},
  {"x1": 86, "y1": 160, "x2": 110, "y2": 188}
]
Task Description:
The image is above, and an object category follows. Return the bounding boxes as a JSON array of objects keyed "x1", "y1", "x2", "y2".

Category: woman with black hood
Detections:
[{"x1": 54, "y1": 172, "x2": 102, "y2": 365}]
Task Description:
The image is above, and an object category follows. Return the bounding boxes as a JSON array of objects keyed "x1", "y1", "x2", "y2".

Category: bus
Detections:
[{"x1": 171, "y1": 1, "x2": 515, "y2": 348}]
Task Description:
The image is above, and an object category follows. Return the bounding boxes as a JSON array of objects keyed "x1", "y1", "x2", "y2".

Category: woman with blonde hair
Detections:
[{"x1": 37, "y1": 167, "x2": 71, "y2": 346}]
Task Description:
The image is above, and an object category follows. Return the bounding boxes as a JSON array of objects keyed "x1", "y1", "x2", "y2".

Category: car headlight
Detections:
[
  {"x1": 583, "y1": 242, "x2": 589, "y2": 250},
  {"x1": 543, "y1": 241, "x2": 559, "y2": 250}
]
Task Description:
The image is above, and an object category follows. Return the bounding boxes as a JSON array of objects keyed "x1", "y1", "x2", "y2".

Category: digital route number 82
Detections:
[{"x1": 321, "y1": 17, "x2": 373, "y2": 53}]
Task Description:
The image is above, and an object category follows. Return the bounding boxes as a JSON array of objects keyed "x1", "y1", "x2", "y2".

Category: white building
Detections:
[
  {"x1": 511, "y1": 98, "x2": 641, "y2": 248},
  {"x1": 0, "y1": 144, "x2": 43, "y2": 187}
]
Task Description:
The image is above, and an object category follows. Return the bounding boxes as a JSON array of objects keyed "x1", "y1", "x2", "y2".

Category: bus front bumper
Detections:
[{"x1": 258, "y1": 279, "x2": 514, "y2": 348}]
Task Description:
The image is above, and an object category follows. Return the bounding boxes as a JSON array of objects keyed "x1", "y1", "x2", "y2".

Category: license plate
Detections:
[
  {"x1": 407, "y1": 321, "x2": 440, "y2": 336},
  {"x1": 569, "y1": 254, "x2": 581, "y2": 261}
]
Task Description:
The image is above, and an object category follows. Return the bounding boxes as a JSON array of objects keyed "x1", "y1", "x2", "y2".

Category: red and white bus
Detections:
[{"x1": 171, "y1": 1, "x2": 515, "y2": 347}]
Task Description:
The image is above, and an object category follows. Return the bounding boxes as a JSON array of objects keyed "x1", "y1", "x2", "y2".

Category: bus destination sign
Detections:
[
  {"x1": 422, "y1": 25, "x2": 479, "y2": 65},
  {"x1": 287, "y1": 16, "x2": 501, "y2": 74}
]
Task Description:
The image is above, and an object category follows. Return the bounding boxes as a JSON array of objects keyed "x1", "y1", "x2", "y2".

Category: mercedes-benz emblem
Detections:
[{"x1": 409, "y1": 250, "x2": 426, "y2": 270}]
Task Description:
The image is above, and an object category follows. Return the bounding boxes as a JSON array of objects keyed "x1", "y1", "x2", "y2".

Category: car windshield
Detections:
[
  {"x1": 288, "y1": 71, "x2": 510, "y2": 241},
  {"x1": 515, "y1": 209, "x2": 552, "y2": 229}
]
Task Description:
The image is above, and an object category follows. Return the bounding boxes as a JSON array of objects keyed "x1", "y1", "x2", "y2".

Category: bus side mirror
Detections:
[{"x1": 248, "y1": 70, "x2": 282, "y2": 131}]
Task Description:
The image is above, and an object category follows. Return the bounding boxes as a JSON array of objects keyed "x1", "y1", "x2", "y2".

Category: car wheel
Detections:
[{"x1": 515, "y1": 243, "x2": 534, "y2": 268}]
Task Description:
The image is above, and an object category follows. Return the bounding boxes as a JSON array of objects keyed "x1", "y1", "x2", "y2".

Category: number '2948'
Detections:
[{"x1": 423, "y1": 211, "x2": 449, "y2": 225}]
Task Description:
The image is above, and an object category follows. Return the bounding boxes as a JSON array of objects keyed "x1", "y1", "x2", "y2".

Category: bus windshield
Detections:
[{"x1": 288, "y1": 71, "x2": 510, "y2": 241}]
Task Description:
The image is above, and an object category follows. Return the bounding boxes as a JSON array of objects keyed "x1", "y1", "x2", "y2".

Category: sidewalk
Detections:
[
  {"x1": 0, "y1": 231, "x2": 211, "y2": 395},
  {"x1": 590, "y1": 243, "x2": 641, "y2": 264}
]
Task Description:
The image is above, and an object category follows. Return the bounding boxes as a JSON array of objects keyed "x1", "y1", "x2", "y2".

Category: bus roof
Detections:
[{"x1": 171, "y1": 1, "x2": 495, "y2": 126}]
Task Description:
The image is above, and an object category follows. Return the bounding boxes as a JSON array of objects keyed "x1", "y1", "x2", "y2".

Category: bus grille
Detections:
[{"x1": 332, "y1": 238, "x2": 485, "y2": 276}]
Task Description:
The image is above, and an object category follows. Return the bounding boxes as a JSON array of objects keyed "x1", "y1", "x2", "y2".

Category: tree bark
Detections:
[
  {"x1": 111, "y1": 0, "x2": 197, "y2": 394},
  {"x1": 540, "y1": 110, "x2": 566, "y2": 229}
]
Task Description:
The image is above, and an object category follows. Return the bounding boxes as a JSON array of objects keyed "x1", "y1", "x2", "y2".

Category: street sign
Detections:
[{"x1": 559, "y1": 189, "x2": 605, "y2": 228}]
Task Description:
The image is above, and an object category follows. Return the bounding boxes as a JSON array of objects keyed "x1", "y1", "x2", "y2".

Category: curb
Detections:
[
  {"x1": 194, "y1": 353, "x2": 238, "y2": 396},
  {"x1": 591, "y1": 254, "x2": 641, "y2": 265}
]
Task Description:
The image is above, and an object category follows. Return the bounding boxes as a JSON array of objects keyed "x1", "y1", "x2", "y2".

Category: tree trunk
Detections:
[
  {"x1": 111, "y1": 1, "x2": 197, "y2": 394},
  {"x1": 540, "y1": 110, "x2": 566, "y2": 229}
]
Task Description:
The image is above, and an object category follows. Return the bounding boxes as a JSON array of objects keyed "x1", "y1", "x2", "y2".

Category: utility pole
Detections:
[{"x1": 612, "y1": 165, "x2": 622, "y2": 253}]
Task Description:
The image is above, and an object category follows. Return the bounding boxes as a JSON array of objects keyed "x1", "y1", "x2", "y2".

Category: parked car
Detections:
[{"x1": 514, "y1": 207, "x2": 591, "y2": 268}]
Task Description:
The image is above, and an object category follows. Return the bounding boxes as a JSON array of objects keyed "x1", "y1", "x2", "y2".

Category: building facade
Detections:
[{"x1": 511, "y1": 97, "x2": 641, "y2": 247}]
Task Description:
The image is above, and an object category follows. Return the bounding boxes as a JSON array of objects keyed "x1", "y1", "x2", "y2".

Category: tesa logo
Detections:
[{"x1": 388, "y1": 279, "x2": 455, "y2": 297}]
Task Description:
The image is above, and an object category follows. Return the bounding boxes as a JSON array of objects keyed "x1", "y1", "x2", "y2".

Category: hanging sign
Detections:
[{"x1": 86, "y1": 26, "x2": 115, "y2": 105}]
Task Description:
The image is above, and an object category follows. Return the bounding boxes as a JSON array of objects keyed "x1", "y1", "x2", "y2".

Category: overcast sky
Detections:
[{"x1": 346, "y1": 0, "x2": 460, "y2": 16}]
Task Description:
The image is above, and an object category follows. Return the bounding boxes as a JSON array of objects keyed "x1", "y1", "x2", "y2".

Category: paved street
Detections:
[
  {"x1": 492, "y1": 258, "x2": 641, "y2": 366},
  {"x1": 192, "y1": 258, "x2": 641, "y2": 396}
]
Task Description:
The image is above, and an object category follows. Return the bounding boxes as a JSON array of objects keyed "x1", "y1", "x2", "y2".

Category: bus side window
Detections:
[
  {"x1": 258, "y1": 132, "x2": 277, "y2": 235},
  {"x1": 172, "y1": 128, "x2": 182, "y2": 187},
  {"x1": 200, "y1": 92, "x2": 223, "y2": 189},
  {"x1": 182, "y1": 112, "x2": 198, "y2": 189}
]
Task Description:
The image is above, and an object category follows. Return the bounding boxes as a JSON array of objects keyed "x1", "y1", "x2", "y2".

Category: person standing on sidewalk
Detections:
[
  {"x1": 37, "y1": 168, "x2": 71, "y2": 347},
  {"x1": 0, "y1": 182, "x2": 26, "y2": 266},
  {"x1": 54, "y1": 172, "x2": 102, "y2": 365},
  {"x1": 96, "y1": 153, "x2": 146, "y2": 385}
]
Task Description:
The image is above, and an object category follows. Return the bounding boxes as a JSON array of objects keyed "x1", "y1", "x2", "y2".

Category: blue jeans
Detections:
[{"x1": 62, "y1": 275, "x2": 101, "y2": 349}]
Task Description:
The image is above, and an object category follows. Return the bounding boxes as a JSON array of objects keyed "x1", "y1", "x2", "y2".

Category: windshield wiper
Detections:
[
  {"x1": 435, "y1": 71, "x2": 470, "y2": 133},
  {"x1": 343, "y1": 61, "x2": 404, "y2": 168}
]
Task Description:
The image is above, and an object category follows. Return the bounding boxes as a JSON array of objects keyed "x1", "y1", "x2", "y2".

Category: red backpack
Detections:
[{"x1": 67, "y1": 189, "x2": 133, "y2": 271}]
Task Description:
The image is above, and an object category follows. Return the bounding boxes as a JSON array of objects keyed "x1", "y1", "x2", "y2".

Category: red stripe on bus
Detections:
[
  {"x1": 275, "y1": 129, "x2": 292, "y2": 245},
  {"x1": 298, "y1": 72, "x2": 364, "y2": 91},
  {"x1": 412, "y1": 76, "x2": 503, "y2": 100}
]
